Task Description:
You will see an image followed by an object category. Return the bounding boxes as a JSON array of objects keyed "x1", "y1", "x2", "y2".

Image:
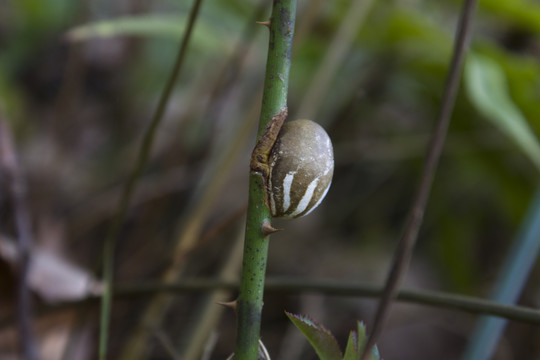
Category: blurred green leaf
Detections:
[
  {"x1": 15, "y1": 0, "x2": 75, "y2": 29},
  {"x1": 66, "y1": 15, "x2": 227, "y2": 51},
  {"x1": 465, "y1": 53, "x2": 540, "y2": 172},
  {"x1": 482, "y1": 0, "x2": 540, "y2": 33},
  {"x1": 472, "y1": 45, "x2": 540, "y2": 134},
  {"x1": 380, "y1": 9, "x2": 452, "y2": 62},
  {"x1": 285, "y1": 311, "x2": 342, "y2": 360},
  {"x1": 67, "y1": 15, "x2": 186, "y2": 40}
]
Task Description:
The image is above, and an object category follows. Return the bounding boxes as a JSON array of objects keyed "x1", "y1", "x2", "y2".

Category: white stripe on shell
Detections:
[
  {"x1": 270, "y1": 191, "x2": 277, "y2": 216},
  {"x1": 302, "y1": 180, "x2": 331, "y2": 217},
  {"x1": 282, "y1": 172, "x2": 296, "y2": 212},
  {"x1": 290, "y1": 178, "x2": 320, "y2": 217},
  {"x1": 270, "y1": 175, "x2": 277, "y2": 215}
]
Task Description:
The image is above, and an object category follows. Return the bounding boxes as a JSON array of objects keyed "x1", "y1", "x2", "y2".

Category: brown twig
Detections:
[
  {"x1": 0, "y1": 118, "x2": 39, "y2": 360},
  {"x1": 4, "y1": 278, "x2": 540, "y2": 331},
  {"x1": 98, "y1": 0, "x2": 204, "y2": 357},
  {"x1": 118, "y1": 4, "x2": 271, "y2": 356},
  {"x1": 361, "y1": 0, "x2": 478, "y2": 358}
]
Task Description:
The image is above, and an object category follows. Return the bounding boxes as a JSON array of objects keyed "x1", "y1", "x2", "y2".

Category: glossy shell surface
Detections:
[{"x1": 269, "y1": 119, "x2": 334, "y2": 219}]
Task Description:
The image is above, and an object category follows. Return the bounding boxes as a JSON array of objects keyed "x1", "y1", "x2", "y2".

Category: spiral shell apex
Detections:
[{"x1": 268, "y1": 119, "x2": 334, "y2": 219}]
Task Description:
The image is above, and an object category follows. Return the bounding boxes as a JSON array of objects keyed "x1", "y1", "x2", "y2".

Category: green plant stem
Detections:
[
  {"x1": 234, "y1": 1, "x2": 297, "y2": 359},
  {"x1": 97, "y1": 0, "x2": 203, "y2": 358}
]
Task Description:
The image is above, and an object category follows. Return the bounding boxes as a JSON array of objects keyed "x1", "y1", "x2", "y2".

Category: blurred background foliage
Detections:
[{"x1": 0, "y1": 0, "x2": 539, "y2": 359}]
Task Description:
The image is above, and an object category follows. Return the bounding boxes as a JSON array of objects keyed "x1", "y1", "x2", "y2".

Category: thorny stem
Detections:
[
  {"x1": 361, "y1": 0, "x2": 478, "y2": 359},
  {"x1": 233, "y1": 1, "x2": 297, "y2": 359},
  {"x1": 97, "y1": 0, "x2": 203, "y2": 358}
]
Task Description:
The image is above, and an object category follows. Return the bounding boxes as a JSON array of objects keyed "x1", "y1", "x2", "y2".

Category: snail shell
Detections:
[{"x1": 268, "y1": 119, "x2": 334, "y2": 219}]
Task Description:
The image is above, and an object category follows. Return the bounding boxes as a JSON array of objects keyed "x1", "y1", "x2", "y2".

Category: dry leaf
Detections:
[{"x1": 0, "y1": 235, "x2": 102, "y2": 303}]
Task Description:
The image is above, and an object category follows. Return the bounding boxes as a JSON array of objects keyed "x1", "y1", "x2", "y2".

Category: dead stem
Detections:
[{"x1": 360, "y1": 0, "x2": 479, "y2": 358}]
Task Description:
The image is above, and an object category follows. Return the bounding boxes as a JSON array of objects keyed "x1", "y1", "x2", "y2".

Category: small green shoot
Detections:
[
  {"x1": 285, "y1": 311, "x2": 381, "y2": 360},
  {"x1": 343, "y1": 322, "x2": 381, "y2": 360}
]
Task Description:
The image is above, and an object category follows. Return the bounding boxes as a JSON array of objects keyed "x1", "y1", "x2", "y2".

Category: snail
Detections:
[{"x1": 268, "y1": 119, "x2": 334, "y2": 219}]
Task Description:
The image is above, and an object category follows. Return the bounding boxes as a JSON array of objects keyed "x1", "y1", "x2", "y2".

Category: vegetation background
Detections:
[{"x1": 0, "y1": 0, "x2": 539, "y2": 359}]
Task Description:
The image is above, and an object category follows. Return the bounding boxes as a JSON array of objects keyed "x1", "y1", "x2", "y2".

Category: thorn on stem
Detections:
[
  {"x1": 261, "y1": 220, "x2": 282, "y2": 237},
  {"x1": 216, "y1": 300, "x2": 238, "y2": 311},
  {"x1": 256, "y1": 20, "x2": 271, "y2": 28}
]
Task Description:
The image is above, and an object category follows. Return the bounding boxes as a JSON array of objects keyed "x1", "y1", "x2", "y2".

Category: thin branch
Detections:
[
  {"x1": 104, "y1": 278, "x2": 540, "y2": 325},
  {"x1": 98, "y1": 0, "x2": 204, "y2": 358},
  {"x1": 2, "y1": 277, "x2": 540, "y2": 334},
  {"x1": 361, "y1": 0, "x2": 478, "y2": 358},
  {"x1": 0, "y1": 119, "x2": 39, "y2": 360},
  {"x1": 117, "y1": 3, "x2": 265, "y2": 350},
  {"x1": 118, "y1": 54, "x2": 261, "y2": 360}
]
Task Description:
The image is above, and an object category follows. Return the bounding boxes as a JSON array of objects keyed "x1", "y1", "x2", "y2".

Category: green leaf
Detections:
[
  {"x1": 356, "y1": 322, "x2": 381, "y2": 360},
  {"x1": 67, "y1": 15, "x2": 188, "y2": 40},
  {"x1": 343, "y1": 322, "x2": 380, "y2": 360},
  {"x1": 65, "y1": 15, "x2": 227, "y2": 52},
  {"x1": 343, "y1": 331, "x2": 358, "y2": 360},
  {"x1": 285, "y1": 311, "x2": 342, "y2": 360},
  {"x1": 465, "y1": 53, "x2": 540, "y2": 172},
  {"x1": 481, "y1": 0, "x2": 540, "y2": 34}
]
